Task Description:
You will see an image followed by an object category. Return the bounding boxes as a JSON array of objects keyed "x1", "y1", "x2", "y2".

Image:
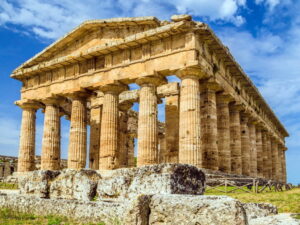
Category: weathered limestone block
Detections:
[
  {"x1": 50, "y1": 169, "x2": 101, "y2": 201},
  {"x1": 249, "y1": 213, "x2": 300, "y2": 225},
  {"x1": 0, "y1": 193, "x2": 125, "y2": 224},
  {"x1": 19, "y1": 170, "x2": 60, "y2": 198},
  {"x1": 243, "y1": 203, "x2": 278, "y2": 220},
  {"x1": 148, "y1": 195, "x2": 247, "y2": 225},
  {"x1": 97, "y1": 164, "x2": 205, "y2": 201}
]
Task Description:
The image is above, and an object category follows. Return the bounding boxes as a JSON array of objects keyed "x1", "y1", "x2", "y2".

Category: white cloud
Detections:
[{"x1": 0, "y1": 0, "x2": 246, "y2": 39}]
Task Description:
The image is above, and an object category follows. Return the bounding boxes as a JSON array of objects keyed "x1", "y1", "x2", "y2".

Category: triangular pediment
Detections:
[{"x1": 17, "y1": 17, "x2": 160, "y2": 70}]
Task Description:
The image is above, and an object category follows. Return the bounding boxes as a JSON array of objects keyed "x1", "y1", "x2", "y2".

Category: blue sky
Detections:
[{"x1": 0, "y1": 0, "x2": 299, "y2": 184}]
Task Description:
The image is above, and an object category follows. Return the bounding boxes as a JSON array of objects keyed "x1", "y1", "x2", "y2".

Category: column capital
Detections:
[
  {"x1": 65, "y1": 91, "x2": 91, "y2": 101},
  {"x1": 136, "y1": 75, "x2": 167, "y2": 87},
  {"x1": 229, "y1": 102, "x2": 244, "y2": 112},
  {"x1": 99, "y1": 82, "x2": 128, "y2": 94},
  {"x1": 176, "y1": 67, "x2": 206, "y2": 79},
  {"x1": 40, "y1": 96, "x2": 64, "y2": 106},
  {"x1": 15, "y1": 99, "x2": 41, "y2": 110},
  {"x1": 216, "y1": 92, "x2": 234, "y2": 104},
  {"x1": 200, "y1": 81, "x2": 222, "y2": 92}
]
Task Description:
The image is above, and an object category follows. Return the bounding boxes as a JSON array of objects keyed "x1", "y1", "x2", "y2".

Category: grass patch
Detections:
[
  {"x1": 0, "y1": 182, "x2": 18, "y2": 189},
  {"x1": 0, "y1": 208, "x2": 106, "y2": 225},
  {"x1": 206, "y1": 187, "x2": 300, "y2": 213}
]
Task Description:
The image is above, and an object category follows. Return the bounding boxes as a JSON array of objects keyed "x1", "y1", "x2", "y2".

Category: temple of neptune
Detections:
[{"x1": 11, "y1": 15, "x2": 288, "y2": 183}]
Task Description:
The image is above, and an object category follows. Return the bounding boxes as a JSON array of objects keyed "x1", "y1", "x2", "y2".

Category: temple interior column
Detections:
[
  {"x1": 158, "y1": 134, "x2": 166, "y2": 163},
  {"x1": 67, "y1": 93, "x2": 88, "y2": 170},
  {"x1": 136, "y1": 76, "x2": 165, "y2": 166},
  {"x1": 248, "y1": 121, "x2": 257, "y2": 177},
  {"x1": 127, "y1": 135, "x2": 135, "y2": 167},
  {"x1": 271, "y1": 138, "x2": 278, "y2": 181},
  {"x1": 256, "y1": 125, "x2": 264, "y2": 178},
  {"x1": 118, "y1": 102, "x2": 132, "y2": 168},
  {"x1": 200, "y1": 84, "x2": 219, "y2": 171},
  {"x1": 229, "y1": 103, "x2": 242, "y2": 175},
  {"x1": 41, "y1": 98, "x2": 61, "y2": 170},
  {"x1": 89, "y1": 100, "x2": 102, "y2": 170},
  {"x1": 216, "y1": 93, "x2": 232, "y2": 174},
  {"x1": 240, "y1": 112, "x2": 251, "y2": 176},
  {"x1": 99, "y1": 83, "x2": 127, "y2": 170},
  {"x1": 177, "y1": 72, "x2": 201, "y2": 167},
  {"x1": 16, "y1": 101, "x2": 40, "y2": 172},
  {"x1": 164, "y1": 95, "x2": 179, "y2": 163}
]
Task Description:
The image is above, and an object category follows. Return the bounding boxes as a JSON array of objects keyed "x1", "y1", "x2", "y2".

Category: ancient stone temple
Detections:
[{"x1": 11, "y1": 15, "x2": 288, "y2": 183}]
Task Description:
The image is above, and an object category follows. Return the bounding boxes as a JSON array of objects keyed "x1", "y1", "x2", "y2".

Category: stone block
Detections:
[
  {"x1": 148, "y1": 195, "x2": 248, "y2": 225},
  {"x1": 49, "y1": 169, "x2": 101, "y2": 201},
  {"x1": 97, "y1": 163, "x2": 205, "y2": 201},
  {"x1": 243, "y1": 202, "x2": 278, "y2": 220},
  {"x1": 19, "y1": 170, "x2": 60, "y2": 198}
]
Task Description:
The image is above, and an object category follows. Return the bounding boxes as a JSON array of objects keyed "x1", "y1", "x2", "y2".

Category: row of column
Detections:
[{"x1": 17, "y1": 72, "x2": 287, "y2": 183}]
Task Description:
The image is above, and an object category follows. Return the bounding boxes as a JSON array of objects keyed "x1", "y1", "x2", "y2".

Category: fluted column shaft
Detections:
[
  {"x1": 282, "y1": 150, "x2": 287, "y2": 183},
  {"x1": 229, "y1": 104, "x2": 242, "y2": 175},
  {"x1": 201, "y1": 87, "x2": 218, "y2": 170},
  {"x1": 240, "y1": 113, "x2": 251, "y2": 176},
  {"x1": 261, "y1": 131, "x2": 268, "y2": 178},
  {"x1": 137, "y1": 82, "x2": 159, "y2": 166},
  {"x1": 256, "y1": 126, "x2": 264, "y2": 177},
  {"x1": 248, "y1": 123, "x2": 257, "y2": 177},
  {"x1": 178, "y1": 76, "x2": 201, "y2": 167},
  {"x1": 68, "y1": 96, "x2": 87, "y2": 169},
  {"x1": 266, "y1": 134, "x2": 272, "y2": 179},
  {"x1": 164, "y1": 95, "x2": 179, "y2": 163},
  {"x1": 216, "y1": 94, "x2": 231, "y2": 173},
  {"x1": 89, "y1": 105, "x2": 102, "y2": 170},
  {"x1": 277, "y1": 145, "x2": 283, "y2": 182},
  {"x1": 41, "y1": 102, "x2": 61, "y2": 170},
  {"x1": 99, "y1": 85, "x2": 126, "y2": 170},
  {"x1": 17, "y1": 103, "x2": 39, "y2": 172},
  {"x1": 271, "y1": 139, "x2": 278, "y2": 181}
]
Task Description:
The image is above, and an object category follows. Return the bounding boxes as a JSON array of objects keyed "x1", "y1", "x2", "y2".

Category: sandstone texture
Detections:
[
  {"x1": 19, "y1": 170, "x2": 60, "y2": 198},
  {"x1": 249, "y1": 213, "x2": 300, "y2": 225},
  {"x1": 243, "y1": 202, "x2": 278, "y2": 220},
  {"x1": 50, "y1": 169, "x2": 101, "y2": 201},
  {"x1": 97, "y1": 163, "x2": 205, "y2": 201}
]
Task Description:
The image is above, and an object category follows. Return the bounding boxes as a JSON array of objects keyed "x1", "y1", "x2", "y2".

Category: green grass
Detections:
[
  {"x1": 0, "y1": 208, "x2": 106, "y2": 225},
  {"x1": 0, "y1": 182, "x2": 18, "y2": 189},
  {"x1": 206, "y1": 187, "x2": 300, "y2": 213}
]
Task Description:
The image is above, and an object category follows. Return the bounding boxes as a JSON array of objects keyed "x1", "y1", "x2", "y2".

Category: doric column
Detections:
[
  {"x1": 89, "y1": 93, "x2": 103, "y2": 170},
  {"x1": 266, "y1": 133, "x2": 273, "y2": 179},
  {"x1": 127, "y1": 135, "x2": 135, "y2": 167},
  {"x1": 164, "y1": 95, "x2": 179, "y2": 163},
  {"x1": 41, "y1": 98, "x2": 61, "y2": 170},
  {"x1": 177, "y1": 70, "x2": 202, "y2": 167},
  {"x1": 99, "y1": 83, "x2": 127, "y2": 170},
  {"x1": 229, "y1": 103, "x2": 242, "y2": 175},
  {"x1": 271, "y1": 138, "x2": 278, "y2": 181},
  {"x1": 282, "y1": 149, "x2": 287, "y2": 183},
  {"x1": 118, "y1": 102, "x2": 132, "y2": 168},
  {"x1": 256, "y1": 125, "x2": 264, "y2": 177},
  {"x1": 248, "y1": 121, "x2": 257, "y2": 177},
  {"x1": 136, "y1": 76, "x2": 166, "y2": 166},
  {"x1": 16, "y1": 100, "x2": 40, "y2": 172},
  {"x1": 261, "y1": 131, "x2": 268, "y2": 178},
  {"x1": 216, "y1": 93, "x2": 232, "y2": 173},
  {"x1": 277, "y1": 144, "x2": 283, "y2": 182},
  {"x1": 240, "y1": 112, "x2": 251, "y2": 176},
  {"x1": 200, "y1": 83, "x2": 219, "y2": 171},
  {"x1": 67, "y1": 93, "x2": 88, "y2": 170}
]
